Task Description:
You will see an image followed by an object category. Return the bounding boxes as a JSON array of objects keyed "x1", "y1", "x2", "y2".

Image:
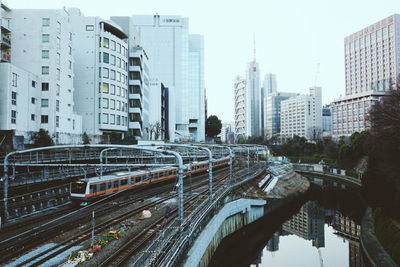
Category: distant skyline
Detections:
[{"x1": 6, "y1": 0, "x2": 400, "y2": 122}]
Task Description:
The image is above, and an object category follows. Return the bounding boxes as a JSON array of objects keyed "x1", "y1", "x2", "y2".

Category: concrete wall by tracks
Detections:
[{"x1": 183, "y1": 191, "x2": 309, "y2": 267}]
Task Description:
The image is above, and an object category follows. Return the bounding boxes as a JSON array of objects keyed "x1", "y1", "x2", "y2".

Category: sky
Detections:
[{"x1": 6, "y1": 0, "x2": 400, "y2": 123}]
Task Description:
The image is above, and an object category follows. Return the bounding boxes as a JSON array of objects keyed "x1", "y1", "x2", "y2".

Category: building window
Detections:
[
  {"x1": 111, "y1": 55, "x2": 116, "y2": 65},
  {"x1": 103, "y1": 67, "x2": 109, "y2": 78},
  {"x1": 117, "y1": 115, "x2": 121, "y2": 125},
  {"x1": 57, "y1": 68, "x2": 60, "y2": 80},
  {"x1": 103, "y1": 37, "x2": 109, "y2": 48},
  {"x1": 41, "y1": 115, "x2": 48, "y2": 124},
  {"x1": 86, "y1": 25, "x2": 94, "y2": 31},
  {"x1": 110, "y1": 114, "x2": 115, "y2": 124},
  {"x1": 42, "y1": 66, "x2": 49, "y2": 75},
  {"x1": 57, "y1": 37, "x2": 61, "y2": 50},
  {"x1": 118, "y1": 43, "x2": 121, "y2": 53},
  {"x1": 117, "y1": 57, "x2": 121, "y2": 68},
  {"x1": 42, "y1": 82, "x2": 49, "y2": 91},
  {"x1": 110, "y1": 84, "x2": 115, "y2": 95},
  {"x1": 56, "y1": 116, "x2": 59, "y2": 127},
  {"x1": 41, "y1": 99, "x2": 49, "y2": 107},
  {"x1": 101, "y1": 83, "x2": 109, "y2": 94},
  {"x1": 42, "y1": 18, "x2": 50, "y2": 27},
  {"x1": 110, "y1": 70, "x2": 115, "y2": 80},
  {"x1": 69, "y1": 46, "x2": 72, "y2": 55},
  {"x1": 102, "y1": 113, "x2": 109, "y2": 124},
  {"x1": 69, "y1": 32, "x2": 72, "y2": 41},
  {"x1": 57, "y1": 53, "x2": 60, "y2": 65},
  {"x1": 57, "y1": 21, "x2": 61, "y2": 34},
  {"x1": 56, "y1": 84, "x2": 60, "y2": 96},
  {"x1": 11, "y1": 110, "x2": 16, "y2": 124},
  {"x1": 56, "y1": 100, "x2": 60, "y2": 112},
  {"x1": 42, "y1": 34, "x2": 50, "y2": 43},
  {"x1": 69, "y1": 61, "x2": 72, "y2": 70},
  {"x1": 102, "y1": 98, "x2": 109, "y2": 109},
  {"x1": 42, "y1": 50, "x2": 49, "y2": 59},
  {"x1": 31, "y1": 97, "x2": 36, "y2": 104},
  {"x1": 11, "y1": 91, "x2": 17, "y2": 105},
  {"x1": 111, "y1": 40, "x2": 116, "y2": 51},
  {"x1": 110, "y1": 99, "x2": 115, "y2": 109},
  {"x1": 11, "y1": 73, "x2": 17, "y2": 87},
  {"x1": 103, "y1": 53, "x2": 109, "y2": 64},
  {"x1": 31, "y1": 114, "x2": 35, "y2": 121},
  {"x1": 32, "y1": 81, "x2": 36, "y2": 88}
]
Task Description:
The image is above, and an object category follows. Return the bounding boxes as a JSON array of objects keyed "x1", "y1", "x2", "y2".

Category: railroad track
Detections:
[
  {"x1": 17, "y1": 171, "x2": 231, "y2": 267},
  {"x1": 97, "y1": 181, "x2": 225, "y2": 267},
  {"x1": 0, "y1": 166, "x2": 234, "y2": 265}
]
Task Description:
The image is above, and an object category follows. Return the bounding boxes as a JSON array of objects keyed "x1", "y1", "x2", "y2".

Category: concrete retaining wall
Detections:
[{"x1": 183, "y1": 198, "x2": 266, "y2": 267}]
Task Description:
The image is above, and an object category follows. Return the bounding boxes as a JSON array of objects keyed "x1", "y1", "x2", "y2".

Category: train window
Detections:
[
  {"x1": 135, "y1": 176, "x2": 141, "y2": 183},
  {"x1": 108, "y1": 182, "x2": 112, "y2": 189},
  {"x1": 100, "y1": 183, "x2": 106, "y2": 191},
  {"x1": 121, "y1": 179, "x2": 128, "y2": 186},
  {"x1": 113, "y1": 180, "x2": 119, "y2": 188},
  {"x1": 71, "y1": 181, "x2": 87, "y2": 194},
  {"x1": 90, "y1": 185, "x2": 95, "y2": 193}
]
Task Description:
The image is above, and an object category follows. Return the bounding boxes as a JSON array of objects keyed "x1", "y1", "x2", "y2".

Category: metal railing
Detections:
[{"x1": 132, "y1": 163, "x2": 266, "y2": 266}]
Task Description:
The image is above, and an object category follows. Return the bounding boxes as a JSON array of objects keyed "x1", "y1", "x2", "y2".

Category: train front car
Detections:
[{"x1": 70, "y1": 180, "x2": 89, "y2": 205}]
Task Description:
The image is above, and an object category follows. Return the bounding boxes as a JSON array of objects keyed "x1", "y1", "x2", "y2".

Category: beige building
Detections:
[{"x1": 332, "y1": 14, "x2": 400, "y2": 137}]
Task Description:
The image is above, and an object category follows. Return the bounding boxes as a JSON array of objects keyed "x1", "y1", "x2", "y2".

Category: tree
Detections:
[
  {"x1": 206, "y1": 115, "x2": 222, "y2": 138},
  {"x1": 362, "y1": 90, "x2": 400, "y2": 216},
  {"x1": 82, "y1": 132, "x2": 91, "y2": 145},
  {"x1": 307, "y1": 126, "x2": 323, "y2": 141},
  {"x1": 31, "y1": 129, "x2": 54, "y2": 147}
]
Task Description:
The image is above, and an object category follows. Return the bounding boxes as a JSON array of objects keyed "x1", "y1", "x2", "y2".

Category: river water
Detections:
[{"x1": 210, "y1": 197, "x2": 368, "y2": 267}]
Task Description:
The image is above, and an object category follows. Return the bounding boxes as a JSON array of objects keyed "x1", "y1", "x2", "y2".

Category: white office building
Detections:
[
  {"x1": 69, "y1": 8, "x2": 128, "y2": 142},
  {"x1": 234, "y1": 76, "x2": 246, "y2": 139},
  {"x1": 264, "y1": 92, "x2": 298, "y2": 139},
  {"x1": 0, "y1": 63, "x2": 40, "y2": 136},
  {"x1": 280, "y1": 87, "x2": 322, "y2": 140},
  {"x1": 245, "y1": 60, "x2": 262, "y2": 137},
  {"x1": 111, "y1": 15, "x2": 204, "y2": 142},
  {"x1": 332, "y1": 14, "x2": 400, "y2": 138},
  {"x1": 11, "y1": 8, "x2": 82, "y2": 144}
]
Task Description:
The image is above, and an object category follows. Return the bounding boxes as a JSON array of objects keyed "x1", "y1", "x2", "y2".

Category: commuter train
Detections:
[{"x1": 70, "y1": 156, "x2": 231, "y2": 203}]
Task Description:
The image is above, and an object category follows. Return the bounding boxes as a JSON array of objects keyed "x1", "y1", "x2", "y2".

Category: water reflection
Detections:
[
  {"x1": 209, "y1": 195, "x2": 368, "y2": 267},
  {"x1": 248, "y1": 201, "x2": 365, "y2": 267},
  {"x1": 252, "y1": 201, "x2": 365, "y2": 267}
]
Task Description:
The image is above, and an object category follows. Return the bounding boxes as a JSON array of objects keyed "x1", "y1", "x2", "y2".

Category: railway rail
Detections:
[{"x1": 0, "y1": 166, "x2": 233, "y2": 265}]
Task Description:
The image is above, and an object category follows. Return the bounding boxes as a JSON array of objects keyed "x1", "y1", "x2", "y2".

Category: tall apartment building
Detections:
[
  {"x1": 112, "y1": 15, "x2": 204, "y2": 142},
  {"x1": 11, "y1": 8, "x2": 82, "y2": 144},
  {"x1": 263, "y1": 92, "x2": 298, "y2": 139},
  {"x1": 280, "y1": 87, "x2": 322, "y2": 139},
  {"x1": 322, "y1": 105, "x2": 332, "y2": 137},
  {"x1": 332, "y1": 14, "x2": 400, "y2": 138},
  {"x1": 234, "y1": 76, "x2": 246, "y2": 139},
  {"x1": 187, "y1": 34, "x2": 205, "y2": 141},
  {"x1": 127, "y1": 46, "x2": 150, "y2": 140},
  {"x1": 263, "y1": 73, "x2": 277, "y2": 97},
  {"x1": 246, "y1": 60, "x2": 262, "y2": 137},
  {"x1": 69, "y1": 8, "x2": 128, "y2": 142}
]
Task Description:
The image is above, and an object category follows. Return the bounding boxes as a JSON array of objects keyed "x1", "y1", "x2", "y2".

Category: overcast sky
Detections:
[{"x1": 6, "y1": 0, "x2": 400, "y2": 123}]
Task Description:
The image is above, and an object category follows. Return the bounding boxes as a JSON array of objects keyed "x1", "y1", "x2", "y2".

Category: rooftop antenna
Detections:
[
  {"x1": 253, "y1": 34, "x2": 256, "y2": 62},
  {"x1": 314, "y1": 62, "x2": 320, "y2": 87}
]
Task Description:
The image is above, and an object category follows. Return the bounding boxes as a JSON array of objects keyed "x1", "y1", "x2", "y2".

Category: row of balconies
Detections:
[
  {"x1": 1, "y1": 34, "x2": 11, "y2": 48},
  {"x1": 1, "y1": 51, "x2": 10, "y2": 62}
]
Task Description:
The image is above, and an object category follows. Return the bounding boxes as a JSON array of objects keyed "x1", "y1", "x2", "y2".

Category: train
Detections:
[{"x1": 70, "y1": 156, "x2": 231, "y2": 204}]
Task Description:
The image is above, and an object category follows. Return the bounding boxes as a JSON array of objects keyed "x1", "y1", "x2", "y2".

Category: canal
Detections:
[{"x1": 209, "y1": 186, "x2": 369, "y2": 267}]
